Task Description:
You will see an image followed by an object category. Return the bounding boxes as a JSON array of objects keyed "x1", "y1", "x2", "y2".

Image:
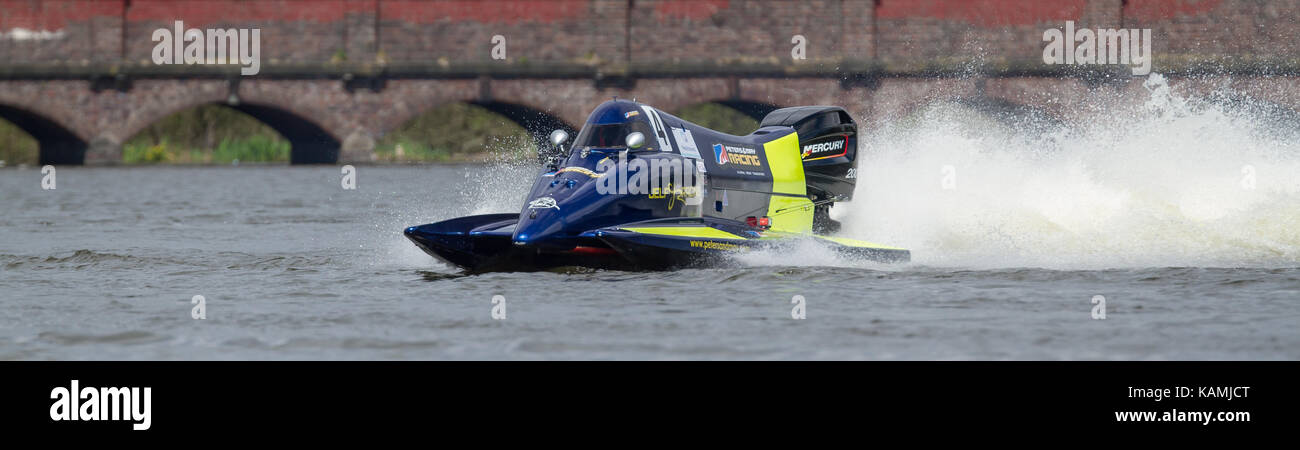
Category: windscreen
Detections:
[{"x1": 571, "y1": 120, "x2": 655, "y2": 151}]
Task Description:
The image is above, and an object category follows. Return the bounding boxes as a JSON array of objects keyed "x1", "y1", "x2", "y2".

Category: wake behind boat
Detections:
[{"x1": 405, "y1": 99, "x2": 909, "y2": 272}]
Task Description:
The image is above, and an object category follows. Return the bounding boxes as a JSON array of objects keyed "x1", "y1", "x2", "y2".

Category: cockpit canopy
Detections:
[{"x1": 571, "y1": 100, "x2": 656, "y2": 151}]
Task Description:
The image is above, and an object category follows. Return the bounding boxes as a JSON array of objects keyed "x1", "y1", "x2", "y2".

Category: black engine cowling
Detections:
[{"x1": 759, "y1": 106, "x2": 859, "y2": 203}]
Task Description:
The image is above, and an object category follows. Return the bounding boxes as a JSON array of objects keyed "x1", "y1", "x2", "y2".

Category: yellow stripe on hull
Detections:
[{"x1": 618, "y1": 226, "x2": 746, "y2": 240}]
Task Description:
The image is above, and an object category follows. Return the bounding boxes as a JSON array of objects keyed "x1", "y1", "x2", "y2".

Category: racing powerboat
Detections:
[{"x1": 404, "y1": 99, "x2": 909, "y2": 272}]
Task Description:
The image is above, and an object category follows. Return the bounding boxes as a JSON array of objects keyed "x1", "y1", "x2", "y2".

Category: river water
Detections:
[{"x1": 2, "y1": 75, "x2": 1298, "y2": 360}]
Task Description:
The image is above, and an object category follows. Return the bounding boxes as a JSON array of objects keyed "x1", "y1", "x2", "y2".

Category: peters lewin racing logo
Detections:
[
  {"x1": 712, "y1": 143, "x2": 762, "y2": 167},
  {"x1": 801, "y1": 136, "x2": 848, "y2": 161}
]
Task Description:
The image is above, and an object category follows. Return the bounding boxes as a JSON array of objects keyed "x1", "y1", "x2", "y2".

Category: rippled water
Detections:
[{"x1": 0, "y1": 164, "x2": 1295, "y2": 360}]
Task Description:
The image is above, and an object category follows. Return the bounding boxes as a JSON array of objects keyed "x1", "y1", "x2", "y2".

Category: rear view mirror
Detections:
[
  {"x1": 539, "y1": 129, "x2": 570, "y2": 167},
  {"x1": 625, "y1": 132, "x2": 645, "y2": 149},
  {"x1": 549, "y1": 129, "x2": 569, "y2": 147}
]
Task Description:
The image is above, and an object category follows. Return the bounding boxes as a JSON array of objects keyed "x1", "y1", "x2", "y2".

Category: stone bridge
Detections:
[{"x1": 1, "y1": 0, "x2": 1298, "y2": 164}]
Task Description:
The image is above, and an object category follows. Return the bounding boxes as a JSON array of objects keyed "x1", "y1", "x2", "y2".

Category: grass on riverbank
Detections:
[
  {"x1": 123, "y1": 135, "x2": 290, "y2": 164},
  {"x1": 0, "y1": 119, "x2": 38, "y2": 166}
]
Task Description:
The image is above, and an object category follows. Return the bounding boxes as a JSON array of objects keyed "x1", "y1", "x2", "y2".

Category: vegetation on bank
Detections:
[
  {"x1": 372, "y1": 103, "x2": 533, "y2": 163},
  {"x1": 124, "y1": 105, "x2": 290, "y2": 164},
  {"x1": 672, "y1": 103, "x2": 759, "y2": 136},
  {"x1": 0, "y1": 120, "x2": 38, "y2": 166},
  {"x1": 123, "y1": 135, "x2": 290, "y2": 164},
  {"x1": 0, "y1": 102, "x2": 759, "y2": 165}
]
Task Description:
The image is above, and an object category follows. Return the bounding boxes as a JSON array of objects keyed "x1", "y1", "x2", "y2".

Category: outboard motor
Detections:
[{"x1": 759, "y1": 106, "x2": 859, "y2": 233}]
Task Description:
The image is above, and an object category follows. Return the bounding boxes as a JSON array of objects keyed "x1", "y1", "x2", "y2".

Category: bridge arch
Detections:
[
  {"x1": 231, "y1": 103, "x2": 341, "y2": 164},
  {"x1": 124, "y1": 101, "x2": 341, "y2": 164},
  {"x1": 0, "y1": 103, "x2": 87, "y2": 165}
]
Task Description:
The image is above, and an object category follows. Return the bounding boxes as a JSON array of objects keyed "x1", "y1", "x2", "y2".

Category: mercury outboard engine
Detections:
[{"x1": 759, "y1": 106, "x2": 859, "y2": 233}]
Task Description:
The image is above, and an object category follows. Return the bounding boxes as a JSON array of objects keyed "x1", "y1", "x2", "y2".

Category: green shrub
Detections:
[
  {"x1": 211, "y1": 135, "x2": 289, "y2": 163},
  {"x1": 123, "y1": 141, "x2": 171, "y2": 164}
]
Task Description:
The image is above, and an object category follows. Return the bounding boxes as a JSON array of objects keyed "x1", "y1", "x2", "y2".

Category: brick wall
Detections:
[
  {"x1": 0, "y1": 0, "x2": 123, "y2": 62},
  {"x1": 121, "y1": 0, "x2": 367, "y2": 64},
  {"x1": 1124, "y1": 0, "x2": 1300, "y2": 61},
  {"x1": 874, "y1": 0, "x2": 1123, "y2": 68},
  {"x1": 1, "y1": 0, "x2": 1299, "y2": 68},
  {"x1": 376, "y1": 0, "x2": 626, "y2": 63},
  {"x1": 627, "y1": 0, "x2": 849, "y2": 64}
]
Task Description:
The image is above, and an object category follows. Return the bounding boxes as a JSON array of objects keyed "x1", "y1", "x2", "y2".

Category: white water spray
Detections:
[
  {"x1": 463, "y1": 136, "x2": 544, "y2": 216},
  {"x1": 840, "y1": 74, "x2": 1300, "y2": 269}
]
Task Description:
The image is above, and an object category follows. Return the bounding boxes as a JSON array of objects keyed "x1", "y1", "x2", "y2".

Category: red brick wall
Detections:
[
  {"x1": 873, "y1": 0, "x2": 1122, "y2": 68},
  {"x1": 0, "y1": 0, "x2": 123, "y2": 62},
  {"x1": 1123, "y1": 0, "x2": 1300, "y2": 60},
  {"x1": 121, "y1": 0, "x2": 368, "y2": 63},
  {"x1": 627, "y1": 0, "x2": 849, "y2": 64},
  {"x1": 376, "y1": 0, "x2": 625, "y2": 63},
  {"x1": 1, "y1": 0, "x2": 1298, "y2": 68}
]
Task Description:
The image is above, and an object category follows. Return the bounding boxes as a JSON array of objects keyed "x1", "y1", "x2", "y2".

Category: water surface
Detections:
[{"x1": 1, "y1": 165, "x2": 1295, "y2": 360}]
